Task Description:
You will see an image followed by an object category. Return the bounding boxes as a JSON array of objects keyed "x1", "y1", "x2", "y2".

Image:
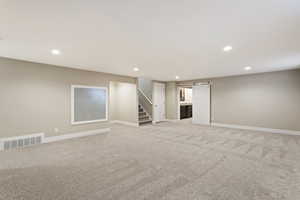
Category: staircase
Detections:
[{"x1": 139, "y1": 105, "x2": 152, "y2": 125}]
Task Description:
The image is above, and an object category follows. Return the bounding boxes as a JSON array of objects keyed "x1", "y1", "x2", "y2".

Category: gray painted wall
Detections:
[
  {"x1": 109, "y1": 81, "x2": 138, "y2": 124},
  {"x1": 175, "y1": 69, "x2": 300, "y2": 131},
  {"x1": 0, "y1": 57, "x2": 136, "y2": 137},
  {"x1": 166, "y1": 82, "x2": 178, "y2": 120}
]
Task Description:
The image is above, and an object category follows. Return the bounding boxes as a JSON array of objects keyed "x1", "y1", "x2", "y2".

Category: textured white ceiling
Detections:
[{"x1": 0, "y1": 0, "x2": 300, "y2": 81}]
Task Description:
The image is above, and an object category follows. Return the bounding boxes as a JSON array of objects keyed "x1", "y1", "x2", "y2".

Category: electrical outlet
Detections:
[{"x1": 54, "y1": 128, "x2": 59, "y2": 133}]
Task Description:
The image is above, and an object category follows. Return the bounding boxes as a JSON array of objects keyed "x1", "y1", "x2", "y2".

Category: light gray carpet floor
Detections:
[{"x1": 0, "y1": 121, "x2": 300, "y2": 200}]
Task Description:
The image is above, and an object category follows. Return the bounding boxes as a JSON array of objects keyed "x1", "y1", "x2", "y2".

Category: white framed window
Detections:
[{"x1": 71, "y1": 85, "x2": 108, "y2": 125}]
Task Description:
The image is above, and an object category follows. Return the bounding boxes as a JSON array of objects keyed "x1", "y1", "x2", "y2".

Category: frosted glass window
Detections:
[{"x1": 71, "y1": 86, "x2": 108, "y2": 124}]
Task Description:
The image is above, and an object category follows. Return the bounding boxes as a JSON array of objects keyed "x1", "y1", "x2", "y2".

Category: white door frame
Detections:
[
  {"x1": 177, "y1": 87, "x2": 181, "y2": 120},
  {"x1": 152, "y1": 82, "x2": 166, "y2": 123}
]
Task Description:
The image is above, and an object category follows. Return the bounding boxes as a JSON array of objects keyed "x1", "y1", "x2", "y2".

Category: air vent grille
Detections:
[{"x1": 0, "y1": 133, "x2": 44, "y2": 151}]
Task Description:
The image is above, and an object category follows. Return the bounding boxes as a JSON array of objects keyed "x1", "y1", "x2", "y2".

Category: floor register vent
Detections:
[{"x1": 0, "y1": 133, "x2": 44, "y2": 151}]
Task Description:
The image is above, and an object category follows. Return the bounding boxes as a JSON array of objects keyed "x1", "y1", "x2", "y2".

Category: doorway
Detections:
[
  {"x1": 177, "y1": 84, "x2": 211, "y2": 125},
  {"x1": 153, "y1": 82, "x2": 166, "y2": 123},
  {"x1": 178, "y1": 87, "x2": 193, "y2": 120}
]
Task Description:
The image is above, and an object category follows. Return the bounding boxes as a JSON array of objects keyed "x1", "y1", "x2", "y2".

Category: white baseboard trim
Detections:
[
  {"x1": 110, "y1": 120, "x2": 139, "y2": 127},
  {"x1": 43, "y1": 128, "x2": 111, "y2": 143},
  {"x1": 211, "y1": 123, "x2": 300, "y2": 136}
]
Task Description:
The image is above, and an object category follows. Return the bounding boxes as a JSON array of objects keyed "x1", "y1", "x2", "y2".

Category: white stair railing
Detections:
[
  {"x1": 138, "y1": 89, "x2": 153, "y2": 118},
  {"x1": 138, "y1": 89, "x2": 152, "y2": 105}
]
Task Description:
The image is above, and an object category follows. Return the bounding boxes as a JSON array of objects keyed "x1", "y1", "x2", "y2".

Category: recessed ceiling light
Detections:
[
  {"x1": 175, "y1": 76, "x2": 180, "y2": 80},
  {"x1": 51, "y1": 49, "x2": 61, "y2": 55},
  {"x1": 133, "y1": 67, "x2": 139, "y2": 72},
  {"x1": 244, "y1": 66, "x2": 252, "y2": 71},
  {"x1": 223, "y1": 46, "x2": 233, "y2": 52}
]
